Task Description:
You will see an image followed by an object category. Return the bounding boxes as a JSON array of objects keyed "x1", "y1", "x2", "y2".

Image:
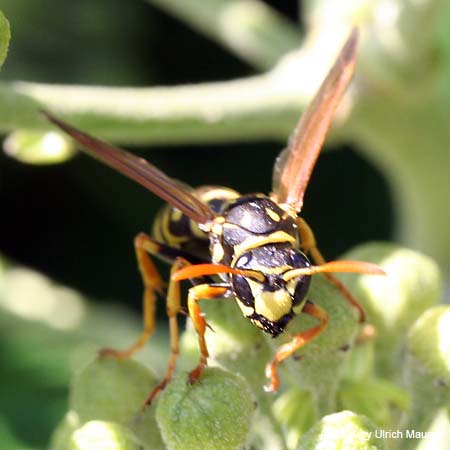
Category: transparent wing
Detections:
[
  {"x1": 272, "y1": 28, "x2": 358, "y2": 212},
  {"x1": 43, "y1": 112, "x2": 215, "y2": 225}
]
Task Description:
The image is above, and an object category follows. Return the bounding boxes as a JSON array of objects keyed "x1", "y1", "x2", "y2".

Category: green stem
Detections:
[
  {"x1": 146, "y1": 0, "x2": 301, "y2": 69},
  {"x1": 0, "y1": 67, "x2": 318, "y2": 145}
]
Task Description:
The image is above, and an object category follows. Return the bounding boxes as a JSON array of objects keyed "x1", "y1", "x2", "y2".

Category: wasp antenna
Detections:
[
  {"x1": 316, "y1": 260, "x2": 386, "y2": 275},
  {"x1": 283, "y1": 260, "x2": 385, "y2": 281}
]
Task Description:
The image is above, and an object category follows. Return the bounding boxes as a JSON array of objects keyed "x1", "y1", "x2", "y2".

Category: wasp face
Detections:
[{"x1": 231, "y1": 245, "x2": 311, "y2": 337}]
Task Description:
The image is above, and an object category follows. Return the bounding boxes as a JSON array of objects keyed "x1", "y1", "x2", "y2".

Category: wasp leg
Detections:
[
  {"x1": 265, "y1": 300, "x2": 328, "y2": 392},
  {"x1": 144, "y1": 258, "x2": 186, "y2": 405},
  {"x1": 182, "y1": 279, "x2": 230, "y2": 384},
  {"x1": 100, "y1": 233, "x2": 208, "y2": 360},
  {"x1": 99, "y1": 233, "x2": 166, "y2": 359},
  {"x1": 296, "y1": 217, "x2": 366, "y2": 322},
  {"x1": 145, "y1": 259, "x2": 230, "y2": 404}
]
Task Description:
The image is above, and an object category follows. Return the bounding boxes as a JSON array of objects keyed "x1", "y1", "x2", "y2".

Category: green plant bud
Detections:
[
  {"x1": 49, "y1": 411, "x2": 81, "y2": 450},
  {"x1": 181, "y1": 301, "x2": 287, "y2": 450},
  {"x1": 276, "y1": 275, "x2": 360, "y2": 416},
  {"x1": 156, "y1": 367, "x2": 254, "y2": 450},
  {"x1": 70, "y1": 357, "x2": 158, "y2": 425},
  {"x1": 3, "y1": 129, "x2": 75, "y2": 165},
  {"x1": 398, "y1": 306, "x2": 450, "y2": 449},
  {"x1": 338, "y1": 242, "x2": 442, "y2": 375},
  {"x1": 0, "y1": 10, "x2": 10, "y2": 69},
  {"x1": 297, "y1": 410, "x2": 385, "y2": 450},
  {"x1": 68, "y1": 421, "x2": 143, "y2": 450},
  {"x1": 406, "y1": 306, "x2": 450, "y2": 390},
  {"x1": 404, "y1": 305, "x2": 450, "y2": 409}
]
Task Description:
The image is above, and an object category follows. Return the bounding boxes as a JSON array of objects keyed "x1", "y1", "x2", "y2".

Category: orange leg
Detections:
[
  {"x1": 296, "y1": 217, "x2": 366, "y2": 322},
  {"x1": 146, "y1": 259, "x2": 228, "y2": 403},
  {"x1": 186, "y1": 283, "x2": 230, "y2": 384},
  {"x1": 100, "y1": 233, "x2": 166, "y2": 359},
  {"x1": 145, "y1": 259, "x2": 186, "y2": 405},
  {"x1": 265, "y1": 301, "x2": 328, "y2": 392}
]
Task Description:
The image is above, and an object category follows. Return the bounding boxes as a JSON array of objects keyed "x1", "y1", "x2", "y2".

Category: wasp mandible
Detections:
[{"x1": 43, "y1": 28, "x2": 384, "y2": 400}]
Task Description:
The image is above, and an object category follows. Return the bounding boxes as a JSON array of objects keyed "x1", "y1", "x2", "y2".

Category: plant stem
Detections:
[{"x1": 0, "y1": 76, "x2": 306, "y2": 144}]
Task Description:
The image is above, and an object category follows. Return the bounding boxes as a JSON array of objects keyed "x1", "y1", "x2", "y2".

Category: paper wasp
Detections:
[{"x1": 43, "y1": 28, "x2": 383, "y2": 400}]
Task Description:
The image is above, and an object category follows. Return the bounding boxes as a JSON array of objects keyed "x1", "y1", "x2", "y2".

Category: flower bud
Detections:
[
  {"x1": 70, "y1": 357, "x2": 158, "y2": 424},
  {"x1": 68, "y1": 421, "x2": 142, "y2": 450},
  {"x1": 298, "y1": 410, "x2": 385, "y2": 450},
  {"x1": 156, "y1": 367, "x2": 254, "y2": 450}
]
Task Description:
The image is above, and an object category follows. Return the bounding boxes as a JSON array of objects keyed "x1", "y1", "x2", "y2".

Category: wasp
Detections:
[{"x1": 43, "y1": 28, "x2": 383, "y2": 400}]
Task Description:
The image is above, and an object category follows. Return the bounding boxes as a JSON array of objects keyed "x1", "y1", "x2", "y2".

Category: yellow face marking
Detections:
[
  {"x1": 232, "y1": 231, "x2": 297, "y2": 262},
  {"x1": 286, "y1": 279, "x2": 298, "y2": 296},
  {"x1": 293, "y1": 298, "x2": 307, "y2": 314},
  {"x1": 254, "y1": 289, "x2": 293, "y2": 322},
  {"x1": 247, "y1": 279, "x2": 292, "y2": 322},
  {"x1": 265, "y1": 208, "x2": 280, "y2": 222},
  {"x1": 236, "y1": 299, "x2": 254, "y2": 317}
]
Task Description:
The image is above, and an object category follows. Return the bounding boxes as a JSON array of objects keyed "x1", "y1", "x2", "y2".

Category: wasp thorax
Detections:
[
  {"x1": 209, "y1": 195, "x2": 299, "y2": 267},
  {"x1": 231, "y1": 245, "x2": 312, "y2": 337},
  {"x1": 223, "y1": 195, "x2": 297, "y2": 235}
]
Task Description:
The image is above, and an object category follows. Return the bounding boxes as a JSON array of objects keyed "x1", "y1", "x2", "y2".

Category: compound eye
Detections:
[
  {"x1": 292, "y1": 276, "x2": 311, "y2": 307},
  {"x1": 232, "y1": 275, "x2": 255, "y2": 307},
  {"x1": 290, "y1": 249, "x2": 311, "y2": 269}
]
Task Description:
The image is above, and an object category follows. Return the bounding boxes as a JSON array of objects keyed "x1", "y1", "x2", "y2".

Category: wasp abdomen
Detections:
[{"x1": 153, "y1": 186, "x2": 239, "y2": 259}]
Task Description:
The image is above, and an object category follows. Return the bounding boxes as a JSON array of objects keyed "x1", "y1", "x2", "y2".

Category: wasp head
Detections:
[{"x1": 231, "y1": 245, "x2": 311, "y2": 337}]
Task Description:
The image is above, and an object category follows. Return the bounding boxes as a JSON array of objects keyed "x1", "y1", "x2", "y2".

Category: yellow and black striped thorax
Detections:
[{"x1": 210, "y1": 194, "x2": 312, "y2": 337}]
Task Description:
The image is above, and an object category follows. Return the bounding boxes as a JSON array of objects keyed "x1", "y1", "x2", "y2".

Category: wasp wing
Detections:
[
  {"x1": 43, "y1": 112, "x2": 215, "y2": 225},
  {"x1": 272, "y1": 29, "x2": 358, "y2": 212}
]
